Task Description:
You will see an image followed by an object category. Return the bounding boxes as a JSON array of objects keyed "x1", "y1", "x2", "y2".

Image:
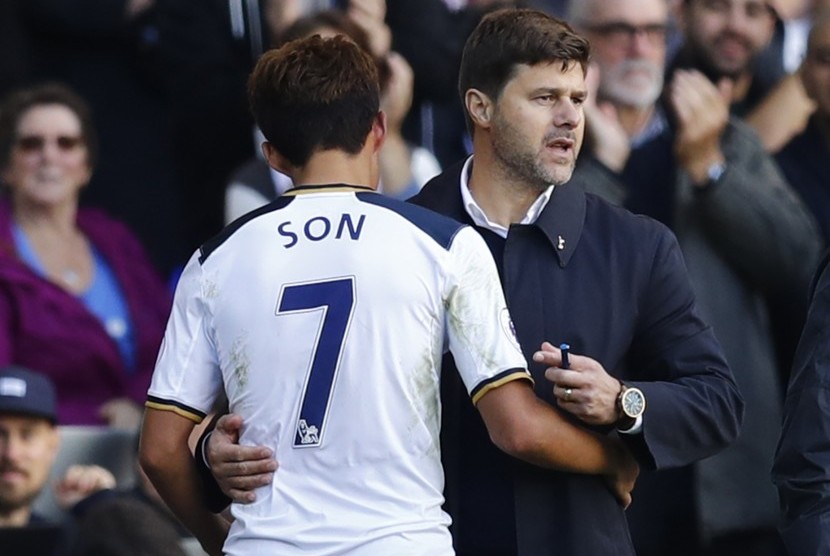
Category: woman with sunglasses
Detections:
[{"x1": 0, "y1": 83, "x2": 170, "y2": 430}]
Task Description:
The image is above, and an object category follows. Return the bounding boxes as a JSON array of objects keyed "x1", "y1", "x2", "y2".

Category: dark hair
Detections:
[
  {"x1": 279, "y1": 9, "x2": 392, "y2": 92},
  {"x1": 458, "y1": 8, "x2": 591, "y2": 133},
  {"x1": 0, "y1": 82, "x2": 98, "y2": 172},
  {"x1": 72, "y1": 496, "x2": 187, "y2": 556},
  {"x1": 248, "y1": 34, "x2": 380, "y2": 168}
]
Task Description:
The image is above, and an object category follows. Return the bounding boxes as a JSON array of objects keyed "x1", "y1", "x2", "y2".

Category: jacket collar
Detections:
[{"x1": 415, "y1": 159, "x2": 586, "y2": 267}]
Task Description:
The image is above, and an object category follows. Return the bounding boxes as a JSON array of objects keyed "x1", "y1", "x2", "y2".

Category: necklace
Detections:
[{"x1": 61, "y1": 269, "x2": 81, "y2": 287}]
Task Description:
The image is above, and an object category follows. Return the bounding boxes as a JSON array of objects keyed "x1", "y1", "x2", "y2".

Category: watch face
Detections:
[{"x1": 622, "y1": 388, "x2": 645, "y2": 418}]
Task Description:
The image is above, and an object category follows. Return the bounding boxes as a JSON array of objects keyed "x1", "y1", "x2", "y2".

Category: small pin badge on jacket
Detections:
[{"x1": 557, "y1": 235, "x2": 565, "y2": 250}]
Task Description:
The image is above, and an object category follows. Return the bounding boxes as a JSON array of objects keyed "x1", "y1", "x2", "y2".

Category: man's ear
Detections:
[
  {"x1": 372, "y1": 111, "x2": 387, "y2": 153},
  {"x1": 465, "y1": 88, "x2": 494, "y2": 129},
  {"x1": 261, "y1": 141, "x2": 294, "y2": 176}
]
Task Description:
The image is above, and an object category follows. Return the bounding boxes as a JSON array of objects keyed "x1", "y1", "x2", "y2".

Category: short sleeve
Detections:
[
  {"x1": 145, "y1": 252, "x2": 223, "y2": 422},
  {"x1": 445, "y1": 227, "x2": 532, "y2": 405}
]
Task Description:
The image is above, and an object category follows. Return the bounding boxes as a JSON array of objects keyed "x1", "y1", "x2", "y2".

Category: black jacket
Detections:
[
  {"x1": 410, "y1": 161, "x2": 743, "y2": 556},
  {"x1": 773, "y1": 250, "x2": 830, "y2": 556}
]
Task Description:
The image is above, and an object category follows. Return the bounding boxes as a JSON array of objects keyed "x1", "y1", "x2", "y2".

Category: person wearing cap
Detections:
[
  {"x1": 0, "y1": 365, "x2": 61, "y2": 527},
  {"x1": 0, "y1": 365, "x2": 115, "y2": 530}
]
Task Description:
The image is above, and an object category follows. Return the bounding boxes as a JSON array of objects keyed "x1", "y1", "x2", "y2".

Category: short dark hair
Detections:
[
  {"x1": 458, "y1": 8, "x2": 591, "y2": 133},
  {"x1": 0, "y1": 82, "x2": 98, "y2": 172},
  {"x1": 248, "y1": 34, "x2": 380, "y2": 168}
]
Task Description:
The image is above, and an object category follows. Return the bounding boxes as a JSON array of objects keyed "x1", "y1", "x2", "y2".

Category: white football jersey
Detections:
[{"x1": 147, "y1": 185, "x2": 530, "y2": 555}]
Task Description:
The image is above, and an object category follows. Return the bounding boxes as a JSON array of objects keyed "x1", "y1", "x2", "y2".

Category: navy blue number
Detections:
[{"x1": 278, "y1": 278, "x2": 354, "y2": 448}]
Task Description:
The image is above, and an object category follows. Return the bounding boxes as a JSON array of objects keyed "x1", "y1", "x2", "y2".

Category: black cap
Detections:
[{"x1": 0, "y1": 366, "x2": 57, "y2": 423}]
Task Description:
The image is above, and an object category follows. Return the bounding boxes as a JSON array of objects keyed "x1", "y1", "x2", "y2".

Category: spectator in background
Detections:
[
  {"x1": 775, "y1": 9, "x2": 830, "y2": 244},
  {"x1": 671, "y1": 0, "x2": 822, "y2": 399},
  {"x1": 0, "y1": 366, "x2": 62, "y2": 529},
  {"x1": 671, "y1": 0, "x2": 779, "y2": 115},
  {"x1": 568, "y1": 0, "x2": 822, "y2": 554},
  {"x1": 224, "y1": 7, "x2": 441, "y2": 222},
  {"x1": 0, "y1": 365, "x2": 176, "y2": 556},
  {"x1": 0, "y1": 84, "x2": 170, "y2": 429},
  {"x1": 744, "y1": 0, "x2": 822, "y2": 151}
]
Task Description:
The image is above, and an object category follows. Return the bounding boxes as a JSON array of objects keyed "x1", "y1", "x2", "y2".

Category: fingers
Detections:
[
  {"x1": 551, "y1": 382, "x2": 580, "y2": 405},
  {"x1": 532, "y1": 344, "x2": 565, "y2": 368},
  {"x1": 215, "y1": 451, "x2": 278, "y2": 475},
  {"x1": 215, "y1": 457, "x2": 277, "y2": 503},
  {"x1": 223, "y1": 471, "x2": 275, "y2": 504},
  {"x1": 208, "y1": 440, "x2": 273, "y2": 469},
  {"x1": 54, "y1": 465, "x2": 117, "y2": 508},
  {"x1": 209, "y1": 432, "x2": 278, "y2": 504},
  {"x1": 214, "y1": 413, "x2": 244, "y2": 440}
]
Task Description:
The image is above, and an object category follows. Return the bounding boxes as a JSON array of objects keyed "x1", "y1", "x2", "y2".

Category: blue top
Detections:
[{"x1": 13, "y1": 224, "x2": 136, "y2": 371}]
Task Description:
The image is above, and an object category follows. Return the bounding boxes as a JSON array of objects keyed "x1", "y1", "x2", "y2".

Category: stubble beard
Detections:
[
  {"x1": 491, "y1": 113, "x2": 574, "y2": 192},
  {"x1": 0, "y1": 486, "x2": 40, "y2": 515}
]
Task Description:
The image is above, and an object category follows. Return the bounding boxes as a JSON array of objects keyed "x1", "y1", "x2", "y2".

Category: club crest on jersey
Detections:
[
  {"x1": 500, "y1": 308, "x2": 522, "y2": 351},
  {"x1": 296, "y1": 419, "x2": 320, "y2": 446}
]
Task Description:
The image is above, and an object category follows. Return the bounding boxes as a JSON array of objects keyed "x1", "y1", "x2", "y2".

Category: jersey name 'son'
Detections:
[{"x1": 277, "y1": 213, "x2": 366, "y2": 248}]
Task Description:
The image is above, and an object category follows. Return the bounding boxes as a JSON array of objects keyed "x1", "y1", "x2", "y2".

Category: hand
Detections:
[
  {"x1": 669, "y1": 69, "x2": 731, "y2": 184},
  {"x1": 604, "y1": 440, "x2": 639, "y2": 509},
  {"x1": 380, "y1": 52, "x2": 415, "y2": 133},
  {"x1": 207, "y1": 414, "x2": 278, "y2": 503},
  {"x1": 584, "y1": 62, "x2": 630, "y2": 172},
  {"x1": 54, "y1": 464, "x2": 116, "y2": 509},
  {"x1": 99, "y1": 398, "x2": 143, "y2": 431},
  {"x1": 348, "y1": 0, "x2": 392, "y2": 58},
  {"x1": 533, "y1": 342, "x2": 621, "y2": 426}
]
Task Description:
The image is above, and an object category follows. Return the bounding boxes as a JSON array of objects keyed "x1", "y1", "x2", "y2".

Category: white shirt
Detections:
[
  {"x1": 458, "y1": 156, "x2": 554, "y2": 238},
  {"x1": 147, "y1": 185, "x2": 530, "y2": 555}
]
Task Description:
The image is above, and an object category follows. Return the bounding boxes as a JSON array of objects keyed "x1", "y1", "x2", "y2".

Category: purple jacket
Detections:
[{"x1": 0, "y1": 201, "x2": 171, "y2": 425}]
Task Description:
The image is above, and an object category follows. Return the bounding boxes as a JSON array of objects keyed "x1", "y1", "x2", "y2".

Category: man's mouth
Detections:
[{"x1": 546, "y1": 137, "x2": 574, "y2": 155}]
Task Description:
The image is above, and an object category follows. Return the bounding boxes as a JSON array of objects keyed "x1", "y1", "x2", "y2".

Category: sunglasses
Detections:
[{"x1": 15, "y1": 135, "x2": 84, "y2": 153}]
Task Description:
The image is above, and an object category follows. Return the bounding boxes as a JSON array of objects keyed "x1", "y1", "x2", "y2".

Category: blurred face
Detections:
[
  {"x1": 680, "y1": 0, "x2": 776, "y2": 78},
  {"x1": 2, "y1": 104, "x2": 91, "y2": 209},
  {"x1": 580, "y1": 0, "x2": 669, "y2": 107},
  {"x1": 0, "y1": 415, "x2": 59, "y2": 516},
  {"x1": 803, "y1": 20, "x2": 830, "y2": 117},
  {"x1": 490, "y1": 62, "x2": 586, "y2": 190}
]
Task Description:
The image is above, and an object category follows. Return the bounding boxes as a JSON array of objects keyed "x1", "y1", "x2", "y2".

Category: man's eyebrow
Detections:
[{"x1": 530, "y1": 87, "x2": 588, "y2": 97}]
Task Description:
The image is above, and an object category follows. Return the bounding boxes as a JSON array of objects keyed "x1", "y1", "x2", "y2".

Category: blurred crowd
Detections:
[{"x1": 0, "y1": 0, "x2": 828, "y2": 554}]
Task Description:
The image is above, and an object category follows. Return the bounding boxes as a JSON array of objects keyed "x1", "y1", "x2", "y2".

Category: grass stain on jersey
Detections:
[
  {"x1": 202, "y1": 278, "x2": 219, "y2": 300},
  {"x1": 407, "y1": 347, "x2": 441, "y2": 452},
  {"x1": 446, "y1": 267, "x2": 501, "y2": 372},
  {"x1": 230, "y1": 335, "x2": 250, "y2": 389}
]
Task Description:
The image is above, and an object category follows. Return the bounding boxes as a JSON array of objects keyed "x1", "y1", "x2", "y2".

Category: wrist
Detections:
[
  {"x1": 615, "y1": 380, "x2": 646, "y2": 428},
  {"x1": 686, "y1": 153, "x2": 726, "y2": 186}
]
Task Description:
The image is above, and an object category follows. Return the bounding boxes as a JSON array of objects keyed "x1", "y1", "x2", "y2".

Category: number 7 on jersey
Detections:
[{"x1": 277, "y1": 277, "x2": 355, "y2": 448}]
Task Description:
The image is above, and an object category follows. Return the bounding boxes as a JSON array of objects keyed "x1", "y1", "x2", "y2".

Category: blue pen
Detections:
[{"x1": 560, "y1": 343, "x2": 570, "y2": 369}]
